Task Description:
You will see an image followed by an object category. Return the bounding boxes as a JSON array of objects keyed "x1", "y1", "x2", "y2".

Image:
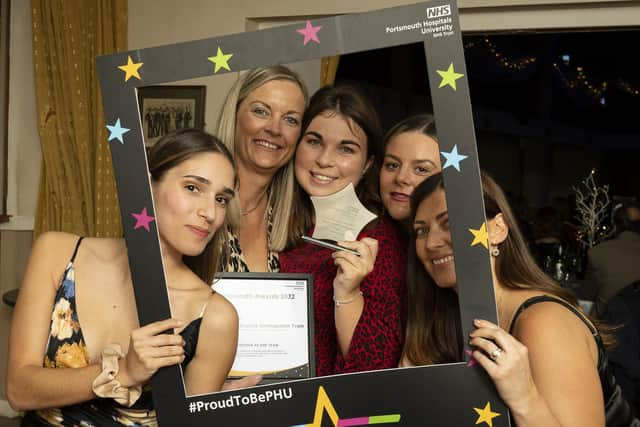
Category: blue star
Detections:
[
  {"x1": 441, "y1": 145, "x2": 468, "y2": 172},
  {"x1": 106, "y1": 118, "x2": 130, "y2": 144}
]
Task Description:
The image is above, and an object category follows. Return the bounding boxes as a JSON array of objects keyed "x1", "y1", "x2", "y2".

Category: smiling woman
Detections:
[
  {"x1": 217, "y1": 66, "x2": 308, "y2": 273},
  {"x1": 280, "y1": 84, "x2": 406, "y2": 377},
  {"x1": 403, "y1": 172, "x2": 640, "y2": 426}
]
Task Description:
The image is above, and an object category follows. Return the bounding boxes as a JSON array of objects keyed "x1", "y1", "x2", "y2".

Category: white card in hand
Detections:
[{"x1": 310, "y1": 183, "x2": 377, "y2": 242}]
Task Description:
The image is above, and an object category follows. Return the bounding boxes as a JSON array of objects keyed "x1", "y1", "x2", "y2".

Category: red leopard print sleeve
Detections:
[{"x1": 280, "y1": 216, "x2": 407, "y2": 376}]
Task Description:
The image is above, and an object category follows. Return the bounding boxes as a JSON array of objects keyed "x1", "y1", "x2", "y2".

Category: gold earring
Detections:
[{"x1": 491, "y1": 246, "x2": 500, "y2": 257}]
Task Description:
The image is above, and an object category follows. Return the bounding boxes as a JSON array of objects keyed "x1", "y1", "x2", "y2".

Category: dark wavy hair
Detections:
[
  {"x1": 148, "y1": 128, "x2": 237, "y2": 284},
  {"x1": 287, "y1": 83, "x2": 384, "y2": 248},
  {"x1": 383, "y1": 113, "x2": 437, "y2": 149},
  {"x1": 403, "y1": 172, "x2": 613, "y2": 366}
]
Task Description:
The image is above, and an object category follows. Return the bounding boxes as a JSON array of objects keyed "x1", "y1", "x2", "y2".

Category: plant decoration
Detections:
[{"x1": 573, "y1": 169, "x2": 614, "y2": 249}]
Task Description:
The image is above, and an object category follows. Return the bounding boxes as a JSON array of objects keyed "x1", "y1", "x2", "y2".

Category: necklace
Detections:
[{"x1": 240, "y1": 187, "x2": 268, "y2": 216}]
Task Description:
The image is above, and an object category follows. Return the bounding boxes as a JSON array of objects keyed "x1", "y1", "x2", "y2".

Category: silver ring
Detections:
[{"x1": 490, "y1": 347, "x2": 503, "y2": 361}]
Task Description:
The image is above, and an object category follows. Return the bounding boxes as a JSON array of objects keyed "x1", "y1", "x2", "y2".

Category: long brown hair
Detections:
[
  {"x1": 287, "y1": 83, "x2": 384, "y2": 248},
  {"x1": 403, "y1": 172, "x2": 613, "y2": 366},
  {"x1": 148, "y1": 128, "x2": 237, "y2": 284}
]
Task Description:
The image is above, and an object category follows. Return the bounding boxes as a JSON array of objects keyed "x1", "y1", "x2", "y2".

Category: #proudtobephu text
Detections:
[{"x1": 188, "y1": 387, "x2": 293, "y2": 413}]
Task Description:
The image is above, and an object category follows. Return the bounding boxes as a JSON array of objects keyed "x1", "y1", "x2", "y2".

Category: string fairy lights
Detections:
[{"x1": 463, "y1": 37, "x2": 640, "y2": 106}]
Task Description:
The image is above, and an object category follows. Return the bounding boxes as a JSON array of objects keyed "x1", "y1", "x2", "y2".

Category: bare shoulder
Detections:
[
  {"x1": 511, "y1": 296, "x2": 595, "y2": 354},
  {"x1": 77, "y1": 237, "x2": 126, "y2": 263},
  {"x1": 201, "y1": 293, "x2": 238, "y2": 333},
  {"x1": 32, "y1": 231, "x2": 80, "y2": 258},
  {"x1": 30, "y1": 232, "x2": 83, "y2": 274}
]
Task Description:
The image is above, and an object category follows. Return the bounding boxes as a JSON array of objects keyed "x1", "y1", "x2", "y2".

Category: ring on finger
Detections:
[{"x1": 490, "y1": 347, "x2": 503, "y2": 361}]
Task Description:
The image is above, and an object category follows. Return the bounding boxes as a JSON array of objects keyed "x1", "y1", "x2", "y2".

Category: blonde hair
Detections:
[{"x1": 217, "y1": 66, "x2": 308, "y2": 251}]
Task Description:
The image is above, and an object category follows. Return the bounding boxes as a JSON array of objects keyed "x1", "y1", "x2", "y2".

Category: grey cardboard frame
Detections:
[{"x1": 97, "y1": 1, "x2": 511, "y2": 425}]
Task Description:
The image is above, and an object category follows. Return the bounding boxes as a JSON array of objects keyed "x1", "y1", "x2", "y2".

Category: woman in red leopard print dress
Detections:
[{"x1": 280, "y1": 84, "x2": 406, "y2": 376}]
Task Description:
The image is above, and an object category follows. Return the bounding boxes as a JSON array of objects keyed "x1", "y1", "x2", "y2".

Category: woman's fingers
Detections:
[
  {"x1": 134, "y1": 318, "x2": 183, "y2": 337},
  {"x1": 336, "y1": 238, "x2": 378, "y2": 261},
  {"x1": 469, "y1": 319, "x2": 517, "y2": 353},
  {"x1": 469, "y1": 336, "x2": 502, "y2": 360}
]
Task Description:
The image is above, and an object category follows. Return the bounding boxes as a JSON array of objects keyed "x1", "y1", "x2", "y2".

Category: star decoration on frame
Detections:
[
  {"x1": 117, "y1": 55, "x2": 143, "y2": 82},
  {"x1": 437, "y1": 62, "x2": 464, "y2": 91},
  {"x1": 106, "y1": 119, "x2": 130, "y2": 144},
  {"x1": 208, "y1": 47, "x2": 233, "y2": 73},
  {"x1": 473, "y1": 402, "x2": 501, "y2": 427},
  {"x1": 469, "y1": 222, "x2": 489, "y2": 249},
  {"x1": 441, "y1": 145, "x2": 468, "y2": 171},
  {"x1": 131, "y1": 207, "x2": 155, "y2": 232},
  {"x1": 297, "y1": 20, "x2": 322, "y2": 45}
]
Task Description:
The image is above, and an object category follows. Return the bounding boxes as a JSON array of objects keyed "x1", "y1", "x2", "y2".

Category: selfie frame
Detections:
[{"x1": 97, "y1": 1, "x2": 511, "y2": 425}]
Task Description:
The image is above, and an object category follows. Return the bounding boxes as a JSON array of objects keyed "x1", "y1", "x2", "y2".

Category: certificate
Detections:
[{"x1": 213, "y1": 272, "x2": 315, "y2": 380}]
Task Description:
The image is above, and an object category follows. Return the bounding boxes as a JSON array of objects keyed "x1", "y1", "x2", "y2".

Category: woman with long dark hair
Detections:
[
  {"x1": 280, "y1": 84, "x2": 406, "y2": 376},
  {"x1": 403, "y1": 172, "x2": 638, "y2": 426}
]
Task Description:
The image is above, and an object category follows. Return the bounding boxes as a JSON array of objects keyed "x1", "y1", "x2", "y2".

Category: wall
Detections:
[{"x1": 0, "y1": 0, "x2": 39, "y2": 411}]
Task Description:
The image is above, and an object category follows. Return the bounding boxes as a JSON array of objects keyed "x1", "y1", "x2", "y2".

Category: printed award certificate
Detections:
[{"x1": 213, "y1": 273, "x2": 315, "y2": 381}]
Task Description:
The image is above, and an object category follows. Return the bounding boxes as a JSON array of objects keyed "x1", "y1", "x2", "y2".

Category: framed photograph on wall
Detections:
[{"x1": 137, "y1": 85, "x2": 206, "y2": 146}]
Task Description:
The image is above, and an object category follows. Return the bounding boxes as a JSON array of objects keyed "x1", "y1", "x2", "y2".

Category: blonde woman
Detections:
[{"x1": 217, "y1": 66, "x2": 308, "y2": 272}]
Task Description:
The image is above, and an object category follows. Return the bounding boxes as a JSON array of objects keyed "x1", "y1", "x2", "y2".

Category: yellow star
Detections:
[
  {"x1": 117, "y1": 55, "x2": 143, "y2": 82},
  {"x1": 474, "y1": 402, "x2": 501, "y2": 427},
  {"x1": 469, "y1": 222, "x2": 489, "y2": 249},
  {"x1": 208, "y1": 47, "x2": 233, "y2": 73},
  {"x1": 437, "y1": 62, "x2": 464, "y2": 90}
]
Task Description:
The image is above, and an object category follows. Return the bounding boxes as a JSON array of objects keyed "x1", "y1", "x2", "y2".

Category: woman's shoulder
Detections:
[
  {"x1": 510, "y1": 293, "x2": 595, "y2": 346},
  {"x1": 31, "y1": 231, "x2": 86, "y2": 265},
  {"x1": 33, "y1": 230, "x2": 80, "y2": 250},
  {"x1": 201, "y1": 292, "x2": 239, "y2": 332}
]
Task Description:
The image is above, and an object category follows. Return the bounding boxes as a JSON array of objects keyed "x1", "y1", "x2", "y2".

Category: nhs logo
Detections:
[{"x1": 426, "y1": 5, "x2": 451, "y2": 18}]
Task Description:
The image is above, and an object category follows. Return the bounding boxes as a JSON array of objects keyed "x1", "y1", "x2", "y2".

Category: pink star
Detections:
[
  {"x1": 465, "y1": 349, "x2": 478, "y2": 367},
  {"x1": 131, "y1": 207, "x2": 155, "y2": 232},
  {"x1": 296, "y1": 20, "x2": 322, "y2": 45}
]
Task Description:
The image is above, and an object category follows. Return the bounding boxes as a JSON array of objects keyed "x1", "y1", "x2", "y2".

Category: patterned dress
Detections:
[
  {"x1": 22, "y1": 238, "x2": 156, "y2": 427},
  {"x1": 226, "y1": 205, "x2": 279, "y2": 272},
  {"x1": 279, "y1": 216, "x2": 407, "y2": 376}
]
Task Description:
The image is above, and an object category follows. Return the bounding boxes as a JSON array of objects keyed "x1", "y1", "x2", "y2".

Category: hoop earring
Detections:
[{"x1": 491, "y1": 246, "x2": 500, "y2": 257}]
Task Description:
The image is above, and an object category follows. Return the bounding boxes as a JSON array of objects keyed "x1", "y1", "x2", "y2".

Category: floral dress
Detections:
[{"x1": 22, "y1": 237, "x2": 157, "y2": 427}]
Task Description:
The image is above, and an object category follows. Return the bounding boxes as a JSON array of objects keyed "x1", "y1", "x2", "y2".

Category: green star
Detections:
[
  {"x1": 208, "y1": 47, "x2": 233, "y2": 73},
  {"x1": 437, "y1": 62, "x2": 464, "y2": 91}
]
